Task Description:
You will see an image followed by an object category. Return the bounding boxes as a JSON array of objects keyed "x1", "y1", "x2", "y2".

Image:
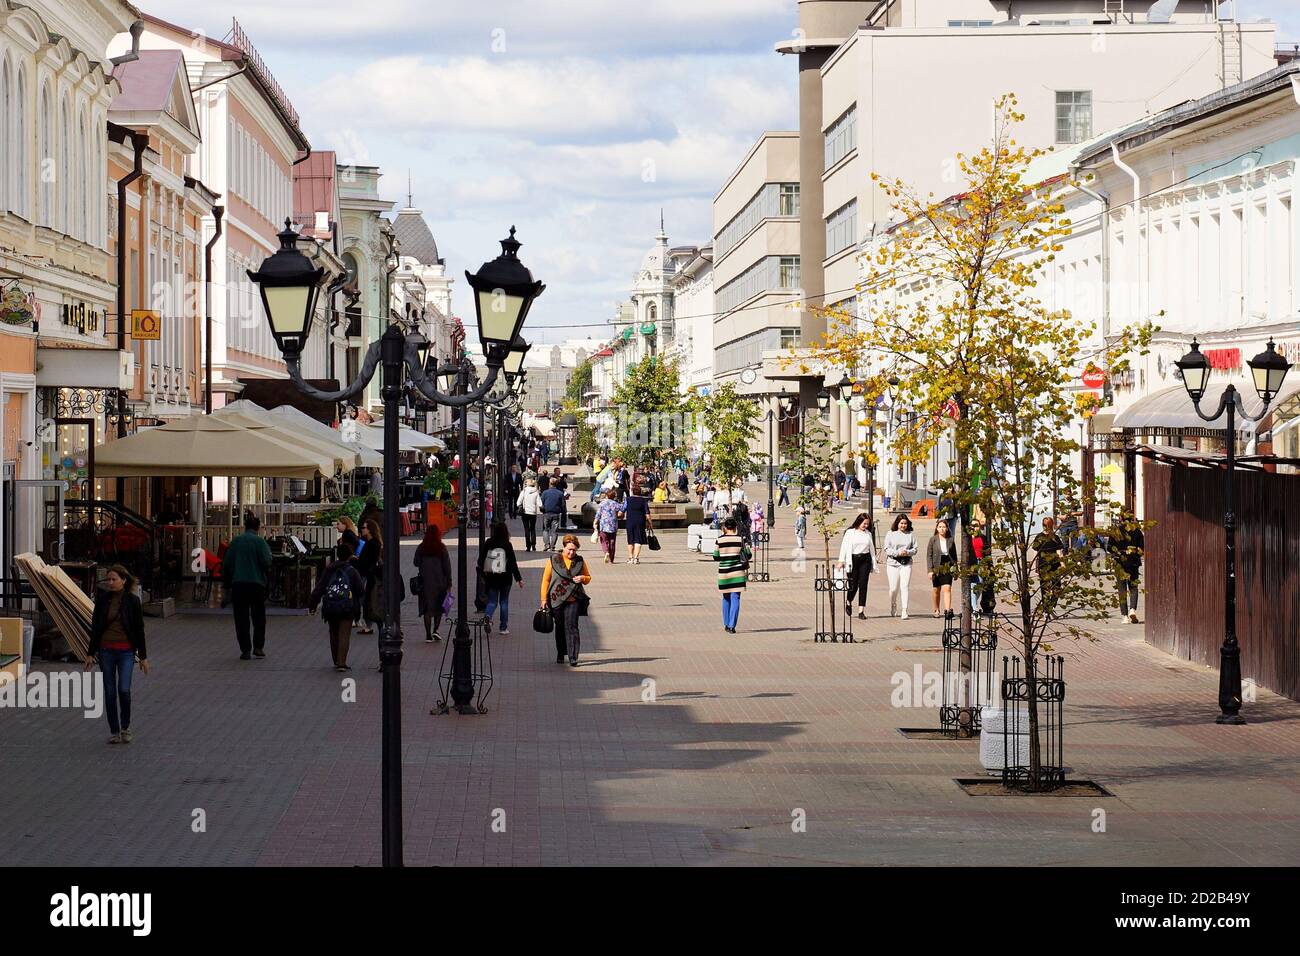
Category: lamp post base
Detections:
[{"x1": 1215, "y1": 713, "x2": 1247, "y2": 726}]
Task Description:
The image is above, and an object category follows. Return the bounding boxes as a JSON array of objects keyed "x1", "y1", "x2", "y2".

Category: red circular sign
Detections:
[{"x1": 1081, "y1": 369, "x2": 1105, "y2": 389}]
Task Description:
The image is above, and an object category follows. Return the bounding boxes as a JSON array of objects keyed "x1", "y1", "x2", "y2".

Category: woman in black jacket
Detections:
[
  {"x1": 477, "y1": 522, "x2": 523, "y2": 634},
  {"x1": 309, "y1": 542, "x2": 365, "y2": 670},
  {"x1": 355, "y1": 518, "x2": 382, "y2": 634},
  {"x1": 414, "y1": 525, "x2": 453, "y2": 642},
  {"x1": 84, "y1": 564, "x2": 149, "y2": 744}
]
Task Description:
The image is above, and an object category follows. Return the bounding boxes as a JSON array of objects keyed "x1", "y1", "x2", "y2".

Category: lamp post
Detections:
[
  {"x1": 766, "y1": 387, "x2": 799, "y2": 528},
  {"x1": 1175, "y1": 337, "x2": 1291, "y2": 725},
  {"x1": 249, "y1": 222, "x2": 542, "y2": 866}
]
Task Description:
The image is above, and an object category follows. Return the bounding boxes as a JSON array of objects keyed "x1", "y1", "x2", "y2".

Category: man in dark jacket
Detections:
[
  {"x1": 540, "y1": 478, "x2": 567, "y2": 551},
  {"x1": 222, "y1": 515, "x2": 273, "y2": 659}
]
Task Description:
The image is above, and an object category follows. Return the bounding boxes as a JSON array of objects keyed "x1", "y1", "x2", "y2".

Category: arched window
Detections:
[
  {"x1": 59, "y1": 95, "x2": 71, "y2": 234},
  {"x1": 38, "y1": 82, "x2": 51, "y2": 227},
  {"x1": 1, "y1": 58, "x2": 11, "y2": 214},
  {"x1": 15, "y1": 67, "x2": 27, "y2": 219},
  {"x1": 76, "y1": 106, "x2": 88, "y2": 241},
  {"x1": 647, "y1": 302, "x2": 657, "y2": 322}
]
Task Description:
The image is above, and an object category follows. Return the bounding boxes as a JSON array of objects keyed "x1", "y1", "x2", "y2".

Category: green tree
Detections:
[
  {"x1": 692, "y1": 383, "x2": 762, "y2": 489},
  {"x1": 611, "y1": 356, "x2": 685, "y2": 467},
  {"x1": 782, "y1": 423, "x2": 847, "y2": 567},
  {"x1": 565, "y1": 358, "x2": 593, "y2": 405},
  {"x1": 815, "y1": 95, "x2": 1153, "y2": 785}
]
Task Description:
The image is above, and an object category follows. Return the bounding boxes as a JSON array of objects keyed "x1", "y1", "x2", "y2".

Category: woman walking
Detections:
[
  {"x1": 85, "y1": 565, "x2": 149, "y2": 744},
  {"x1": 414, "y1": 525, "x2": 453, "y2": 642},
  {"x1": 884, "y1": 514, "x2": 919, "y2": 619},
  {"x1": 540, "y1": 534, "x2": 593, "y2": 666},
  {"x1": 517, "y1": 476, "x2": 541, "y2": 551},
  {"x1": 595, "y1": 489, "x2": 624, "y2": 563},
  {"x1": 355, "y1": 518, "x2": 382, "y2": 635},
  {"x1": 713, "y1": 517, "x2": 750, "y2": 634},
  {"x1": 837, "y1": 513, "x2": 877, "y2": 620},
  {"x1": 623, "y1": 483, "x2": 653, "y2": 564},
  {"x1": 927, "y1": 519, "x2": 956, "y2": 617},
  {"x1": 478, "y1": 522, "x2": 524, "y2": 635},
  {"x1": 335, "y1": 516, "x2": 360, "y2": 555},
  {"x1": 309, "y1": 542, "x2": 364, "y2": 670}
]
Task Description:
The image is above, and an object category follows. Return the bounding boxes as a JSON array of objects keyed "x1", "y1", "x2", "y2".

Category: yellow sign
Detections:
[{"x1": 131, "y1": 309, "x2": 161, "y2": 340}]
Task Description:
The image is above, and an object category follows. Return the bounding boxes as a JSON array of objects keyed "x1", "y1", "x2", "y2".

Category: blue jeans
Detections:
[
  {"x1": 484, "y1": 585, "x2": 511, "y2": 630},
  {"x1": 721, "y1": 592, "x2": 741, "y2": 629},
  {"x1": 98, "y1": 648, "x2": 135, "y2": 735}
]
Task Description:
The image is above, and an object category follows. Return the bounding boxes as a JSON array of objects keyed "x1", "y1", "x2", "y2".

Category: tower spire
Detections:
[{"x1": 407, "y1": 170, "x2": 413, "y2": 209}]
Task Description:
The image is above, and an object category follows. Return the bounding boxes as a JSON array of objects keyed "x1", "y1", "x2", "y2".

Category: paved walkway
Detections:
[{"x1": 4, "y1": 490, "x2": 1299, "y2": 866}]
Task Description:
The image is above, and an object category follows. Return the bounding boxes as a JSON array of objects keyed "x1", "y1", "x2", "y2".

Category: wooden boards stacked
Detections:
[{"x1": 16, "y1": 553, "x2": 93, "y2": 663}]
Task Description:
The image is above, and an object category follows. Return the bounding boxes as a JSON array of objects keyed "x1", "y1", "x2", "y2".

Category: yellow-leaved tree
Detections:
[{"x1": 813, "y1": 95, "x2": 1153, "y2": 789}]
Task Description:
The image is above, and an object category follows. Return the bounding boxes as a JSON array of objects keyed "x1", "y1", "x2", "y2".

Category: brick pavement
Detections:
[{"x1": 3, "y1": 488, "x2": 1299, "y2": 866}]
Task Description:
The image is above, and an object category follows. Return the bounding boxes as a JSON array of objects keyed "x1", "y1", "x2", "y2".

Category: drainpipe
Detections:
[
  {"x1": 204, "y1": 205, "x2": 224, "y2": 414},
  {"x1": 1111, "y1": 142, "x2": 1143, "y2": 328},
  {"x1": 109, "y1": 20, "x2": 143, "y2": 67},
  {"x1": 110, "y1": 123, "x2": 148, "y2": 504},
  {"x1": 1071, "y1": 166, "x2": 1111, "y2": 341}
]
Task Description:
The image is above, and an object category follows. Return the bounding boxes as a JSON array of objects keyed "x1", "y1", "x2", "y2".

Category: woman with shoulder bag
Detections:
[
  {"x1": 414, "y1": 525, "x2": 452, "y2": 642},
  {"x1": 884, "y1": 514, "x2": 919, "y2": 619},
  {"x1": 540, "y1": 534, "x2": 593, "y2": 666},
  {"x1": 837, "y1": 513, "x2": 878, "y2": 620},
  {"x1": 309, "y1": 542, "x2": 365, "y2": 670},
  {"x1": 927, "y1": 519, "x2": 956, "y2": 618},
  {"x1": 712, "y1": 517, "x2": 750, "y2": 634},
  {"x1": 355, "y1": 519, "x2": 382, "y2": 634}
]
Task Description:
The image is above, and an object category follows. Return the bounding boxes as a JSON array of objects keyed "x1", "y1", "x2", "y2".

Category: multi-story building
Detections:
[
  {"x1": 108, "y1": 47, "x2": 220, "y2": 518},
  {"x1": 779, "y1": 0, "x2": 1279, "y2": 448},
  {"x1": 110, "y1": 15, "x2": 312, "y2": 412},
  {"x1": 0, "y1": 0, "x2": 138, "y2": 578},
  {"x1": 668, "y1": 243, "x2": 715, "y2": 397},
  {"x1": 292, "y1": 149, "x2": 350, "y2": 388},
  {"x1": 336, "y1": 163, "x2": 395, "y2": 411},
  {"x1": 711, "y1": 131, "x2": 803, "y2": 455}
]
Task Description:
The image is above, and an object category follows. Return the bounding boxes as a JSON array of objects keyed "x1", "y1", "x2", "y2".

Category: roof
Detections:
[
  {"x1": 110, "y1": 49, "x2": 187, "y2": 113},
  {"x1": 293, "y1": 150, "x2": 337, "y2": 239},
  {"x1": 1113, "y1": 379, "x2": 1300, "y2": 436},
  {"x1": 1075, "y1": 61, "x2": 1300, "y2": 168},
  {"x1": 391, "y1": 207, "x2": 442, "y2": 265}
]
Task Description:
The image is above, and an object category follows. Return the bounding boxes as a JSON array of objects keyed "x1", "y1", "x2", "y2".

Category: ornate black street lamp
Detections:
[
  {"x1": 816, "y1": 387, "x2": 832, "y2": 417},
  {"x1": 836, "y1": 373, "x2": 854, "y2": 404},
  {"x1": 1175, "y1": 337, "x2": 1291, "y2": 725},
  {"x1": 249, "y1": 222, "x2": 542, "y2": 866},
  {"x1": 765, "y1": 387, "x2": 800, "y2": 528}
]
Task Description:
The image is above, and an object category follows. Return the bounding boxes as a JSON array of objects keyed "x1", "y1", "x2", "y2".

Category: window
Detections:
[
  {"x1": 38, "y1": 83, "x2": 51, "y2": 227},
  {"x1": 825, "y1": 200, "x2": 858, "y2": 258},
  {"x1": 14, "y1": 67, "x2": 27, "y2": 219},
  {"x1": 715, "y1": 327, "x2": 796, "y2": 374},
  {"x1": 947, "y1": 20, "x2": 994, "y2": 27},
  {"x1": 1055, "y1": 91, "x2": 1092, "y2": 145},
  {"x1": 715, "y1": 256, "x2": 801, "y2": 315},
  {"x1": 60, "y1": 96, "x2": 70, "y2": 233},
  {"x1": 0, "y1": 58, "x2": 9, "y2": 214},
  {"x1": 779, "y1": 183, "x2": 800, "y2": 216},
  {"x1": 715, "y1": 182, "x2": 800, "y2": 260},
  {"x1": 779, "y1": 328, "x2": 800, "y2": 349},
  {"x1": 824, "y1": 105, "x2": 857, "y2": 170}
]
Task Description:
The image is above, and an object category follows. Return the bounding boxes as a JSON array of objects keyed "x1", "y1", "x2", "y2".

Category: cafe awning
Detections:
[
  {"x1": 95, "y1": 415, "x2": 336, "y2": 479},
  {"x1": 218, "y1": 400, "x2": 382, "y2": 470},
  {"x1": 355, "y1": 421, "x2": 447, "y2": 454},
  {"x1": 1113, "y1": 379, "x2": 1300, "y2": 437}
]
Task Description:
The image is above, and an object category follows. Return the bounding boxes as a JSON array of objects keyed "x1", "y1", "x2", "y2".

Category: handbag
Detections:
[
  {"x1": 590, "y1": 528, "x2": 599, "y2": 544},
  {"x1": 533, "y1": 608, "x2": 554, "y2": 633},
  {"x1": 646, "y1": 531, "x2": 661, "y2": 552},
  {"x1": 577, "y1": 593, "x2": 591, "y2": 617},
  {"x1": 441, "y1": 589, "x2": 454, "y2": 615},
  {"x1": 409, "y1": 574, "x2": 422, "y2": 597}
]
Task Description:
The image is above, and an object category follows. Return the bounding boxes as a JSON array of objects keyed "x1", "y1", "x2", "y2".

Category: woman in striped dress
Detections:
[{"x1": 712, "y1": 517, "x2": 751, "y2": 634}]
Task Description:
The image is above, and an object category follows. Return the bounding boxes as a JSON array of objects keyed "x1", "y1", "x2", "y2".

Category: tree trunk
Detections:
[
  {"x1": 1023, "y1": 622, "x2": 1042, "y2": 791},
  {"x1": 956, "y1": 404, "x2": 974, "y2": 737}
]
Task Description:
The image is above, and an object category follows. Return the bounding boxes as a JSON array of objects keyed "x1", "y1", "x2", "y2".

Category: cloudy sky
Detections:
[{"x1": 142, "y1": 1, "x2": 1297, "y2": 346}]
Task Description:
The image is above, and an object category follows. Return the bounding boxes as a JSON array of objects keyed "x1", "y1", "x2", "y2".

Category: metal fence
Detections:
[{"x1": 1144, "y1": 460, "x2": 1300, "y2": 702}]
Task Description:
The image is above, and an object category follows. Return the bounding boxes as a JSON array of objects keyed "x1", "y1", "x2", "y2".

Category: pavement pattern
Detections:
[{"x1": 3, "y1": 488, "x2": 1299, "y2": 866}]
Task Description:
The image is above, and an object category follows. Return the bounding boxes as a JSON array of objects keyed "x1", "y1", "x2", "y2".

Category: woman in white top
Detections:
[
  {"x1": 837, "y1": 512, "x2": 878, "y2": 619},
  {"x1": 516, "y1": 478, "x2": 542, "y2": 552},
  {"x1": 883, "y1": 514, "x2": 919, "y2": 619}
]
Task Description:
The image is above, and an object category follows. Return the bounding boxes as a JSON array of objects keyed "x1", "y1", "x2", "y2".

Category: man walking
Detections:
[
  {"x1": 777, "y1": 469, "x2": 791, "y2": 507},
  {"x1": 222, "y1": 514, "x2": 272, "y2": 660},
  {"x1": 540, "y1": 477, "x2": 566, "y2": 551}
]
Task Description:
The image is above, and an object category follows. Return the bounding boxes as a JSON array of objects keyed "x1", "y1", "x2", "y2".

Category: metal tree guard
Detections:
[
  {"x1": 748, "y1": 530, "x2": 771, "y2": 583},
  {"x1": 939, "y1": 610, "x2": 997, "y2": 737},
  {"x1": 813, "y1": 561, "x2": 854, "y2": 643},
  {"x1": 1000, "y1": 653, "x2": 1066, "y2": 791},
  {"x1": 434, "y1": 617, "x2": 493, "y2": 714}
]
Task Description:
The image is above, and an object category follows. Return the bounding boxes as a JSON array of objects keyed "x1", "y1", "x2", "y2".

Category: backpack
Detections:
[
  {"x1": 321, "y1": 567, "x2": 355, "y2": 619},
  {"x1": 485, "y1": 546, "x2": 508, "y2": 574}
]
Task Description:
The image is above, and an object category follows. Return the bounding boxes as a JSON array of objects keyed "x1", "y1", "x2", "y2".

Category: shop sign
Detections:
[
  {"x1": 0, "y1": 286, "x2": 35, "y2": 327},
  {"x1": 1081, "y1": 366, "x2": 1106, "y2": 389},
  {"x1": 1276, "y1": 340, "x2": 1300, "y2": 365},
  {"x1": 131, "y1": 310, "x2": 161, "y2": 340},
  {"x1": 1203, "y1": 347, "x2": 1241, "y2": 371},
  {"x1": 60, "y1": 302, "x2": 102, "y2": 336},
  {"x1": 1110, "y1": 367, "x2": 1136, "y2": 391}
]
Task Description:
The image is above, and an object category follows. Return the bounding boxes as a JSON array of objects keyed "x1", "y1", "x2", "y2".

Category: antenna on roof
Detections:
[
  {"x1": 407, "y1": 171, "x2": 413, "y2": 209},
  {"x1": 659, "y1": 208, "x2": 665, "y2": 236}
]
